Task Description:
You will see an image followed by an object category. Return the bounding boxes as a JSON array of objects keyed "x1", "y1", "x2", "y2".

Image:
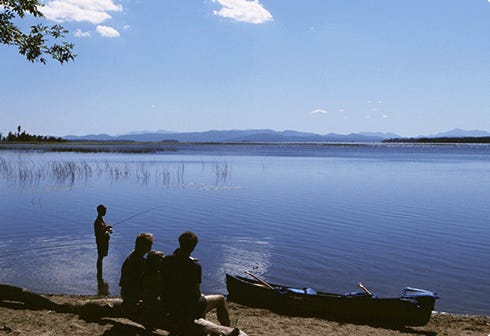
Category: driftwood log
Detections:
[{"x1": 0, "y1": 284, "x2": 246, "y2": 336}]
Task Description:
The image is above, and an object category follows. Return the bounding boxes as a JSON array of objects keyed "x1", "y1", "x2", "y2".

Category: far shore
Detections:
[{"x1": 1, "y1": 139, "x2": 489, "y2": 154}]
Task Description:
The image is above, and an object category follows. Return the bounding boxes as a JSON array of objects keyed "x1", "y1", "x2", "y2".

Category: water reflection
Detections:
[
  {"x1": 220, "y1": 238, "x2": 272, "y2": 279},
  {"x1": 97, "y1": 278, "x2": 109, "y2": 296}
]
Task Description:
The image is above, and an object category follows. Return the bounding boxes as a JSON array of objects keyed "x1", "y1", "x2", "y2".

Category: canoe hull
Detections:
[{"x1": 225, "y1": 274, "x2": 437, "y2": 326}]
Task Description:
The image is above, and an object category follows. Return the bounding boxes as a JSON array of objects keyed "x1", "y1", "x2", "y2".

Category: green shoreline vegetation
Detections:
[
  {"x1": 0, "y1": 126, "x2": 65, "y2": 143},
  {"x1": 384, "y1": 137, "x2": 490, "y2": 143}
]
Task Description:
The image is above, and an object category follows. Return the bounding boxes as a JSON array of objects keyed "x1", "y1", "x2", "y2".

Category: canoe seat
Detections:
[{"x1": 278, "y1": 287, "x2": 317, "y2": 295}]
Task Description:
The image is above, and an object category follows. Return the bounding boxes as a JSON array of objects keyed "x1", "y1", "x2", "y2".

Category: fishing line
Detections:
[
  {"x1": 111, "y1": 204, "x2": 165, "y2": 227},
  {"x1": 48, "y1": 204, "x2": 163, "y2": 229},
  {"x1": 0, "y1": 205, "x2": 165, "y2": 259}
]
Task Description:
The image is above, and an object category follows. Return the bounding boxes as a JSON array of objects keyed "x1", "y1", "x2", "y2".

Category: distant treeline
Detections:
[
  {"x1": 0, "y1": 126, "x2": 66, "y2": 143},
  {"x1": 384, "y1": 137, "x2": 490, "y2": 144}
]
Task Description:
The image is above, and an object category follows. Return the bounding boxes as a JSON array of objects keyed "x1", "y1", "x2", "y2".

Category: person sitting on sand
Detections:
[
  {"x1": 141, "y1": 250, "x2": 165, "y2": 327},
  {"x1": 161, "y1": 231, "x2": 231, "y2": 330},
  {"x1": 94, "y1": 204, "x2": 112, "y2": 280},
  {"x1": 119, "y1": 232, "x2": 153, "y2": 313}
]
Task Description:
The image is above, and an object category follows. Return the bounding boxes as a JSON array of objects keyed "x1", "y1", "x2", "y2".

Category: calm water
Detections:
[{"x1": 0, "y1": 143, "x2": 489, "y2": 315}]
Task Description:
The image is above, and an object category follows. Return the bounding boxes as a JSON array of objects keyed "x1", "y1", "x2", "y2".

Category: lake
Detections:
[{"x1": 0, "y1": 143, "x2": 489, "y2": 315}]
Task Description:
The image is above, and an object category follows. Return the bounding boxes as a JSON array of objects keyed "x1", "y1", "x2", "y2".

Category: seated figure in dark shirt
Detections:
[
  {"x1": 141, "y1": 250, "x2": 165, "y2": 328},
  {"x1": 161, "y1": 231, "x2": 231, "y2": 330},
  {"x1": 119, "y1": 232, "x2": 153, "y2": 313}
]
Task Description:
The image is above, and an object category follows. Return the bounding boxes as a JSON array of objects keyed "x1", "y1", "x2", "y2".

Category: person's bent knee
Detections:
[
  {"x1": 205, "y1": 294, "x2": 230, "y2": 327},
  {"x1": 205, "y1": 294, "x2": 225, "y2": 305},
  {"x1": 204, "y1": 294, "x2": 226, "y2": 312}
]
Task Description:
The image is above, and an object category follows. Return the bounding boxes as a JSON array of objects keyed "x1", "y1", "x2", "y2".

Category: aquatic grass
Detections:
[
  {"x1": 158, "y1": 167, "x2": 171, "y2": 187},
  {"x1": 176, "y1": 162, "x2": 185, "y2": 187},
  {"x1": 0, "y1": 155, "x2": 234, "y2": 190},
  {"x1": 215, "y1": 160, "x2": 231, "y2": 185},
  {"x1": 135, "y1": 163, "x2": 151, "y2": 185},
  {"x1": 49, "y1": 161, "x2": 77, "y2": 185},
  {"x1": 44, "y1": 146, "x2": 161, "y2": 153},
  {"x1": 0, "y1": 142, "x2": 178, "y2": 153}
]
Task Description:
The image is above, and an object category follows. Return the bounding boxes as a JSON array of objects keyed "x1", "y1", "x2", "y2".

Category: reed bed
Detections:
[
  {"x1": 0, "y1": 155, "x2": 233, "y2": 189},
  {"x1": 0, "y1": 143, "x2": 177, "y2": 153}
]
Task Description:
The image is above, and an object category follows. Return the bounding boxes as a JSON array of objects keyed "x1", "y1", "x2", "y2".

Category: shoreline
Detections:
[{"x1": 1, "y1": 294, "x2": 489, "y2": 336}]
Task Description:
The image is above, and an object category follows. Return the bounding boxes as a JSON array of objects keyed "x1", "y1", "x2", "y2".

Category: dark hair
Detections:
[
  {"x1": 135, "y1": 232, "x2": 153, "y2": 252},
  {"x1": 97, "y1": 204, "x2": 106, "y2": 213},
  {"x1": 178, "y1": 231, "x2": 198, "y2": 253},
  {"x1": 146, "y1": 250, "x2": 164, "y2": 271}
]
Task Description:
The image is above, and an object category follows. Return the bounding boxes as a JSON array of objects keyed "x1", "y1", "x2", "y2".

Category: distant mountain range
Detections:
[
  {"x1": 428, "y1": 128, "x2": 490, "y2": 138},
  {"x1": 63, "y1": 128, "x2": 490, "y2": 143}
]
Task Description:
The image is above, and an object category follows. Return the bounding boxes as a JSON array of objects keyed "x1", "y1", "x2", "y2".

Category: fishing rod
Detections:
[
  {"x1": 1, "y1": 205, "x2": 165, "y2": 266},
  {"x1": 111, "y1": 204, "x2": 165, "y2": 227}
]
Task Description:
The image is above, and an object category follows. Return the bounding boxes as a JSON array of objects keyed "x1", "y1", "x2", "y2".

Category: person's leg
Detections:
[
  {"x1": 203, "y1": 294, "x2": 230, "y2": 326},
  {"x1": 96, "y1": 255, "x2": 103, "y2": 279}
]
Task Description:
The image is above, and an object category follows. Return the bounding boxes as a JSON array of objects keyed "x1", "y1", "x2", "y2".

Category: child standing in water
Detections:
[{"x1": 94, "y1": 204, "x2": 112, "y2": 280}]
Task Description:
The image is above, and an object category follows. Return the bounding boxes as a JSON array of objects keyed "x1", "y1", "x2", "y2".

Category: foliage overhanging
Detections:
[{"x1": 0, "y1": 0, "x2": 76, "y2": 64}]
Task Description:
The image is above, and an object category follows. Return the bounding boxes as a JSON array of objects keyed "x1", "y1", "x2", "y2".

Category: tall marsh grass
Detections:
[{"x1": 0, "y1": 155, "x2": 233, "y2": 190}]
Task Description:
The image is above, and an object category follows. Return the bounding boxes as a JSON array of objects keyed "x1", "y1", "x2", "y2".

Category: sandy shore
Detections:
[{"x1": 0, "y1": 295, "x2": 489, "y2": 336}]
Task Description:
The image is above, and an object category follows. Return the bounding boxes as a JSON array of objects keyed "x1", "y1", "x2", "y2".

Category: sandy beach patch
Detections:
[{"x1": 0, "y1": 295, "x2": 489, "y2": 336}]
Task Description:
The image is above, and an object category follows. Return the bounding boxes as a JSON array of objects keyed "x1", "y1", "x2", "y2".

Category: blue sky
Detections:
[{"x1": 1, "y1": 0, "x2": 490, "y2": 137}]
